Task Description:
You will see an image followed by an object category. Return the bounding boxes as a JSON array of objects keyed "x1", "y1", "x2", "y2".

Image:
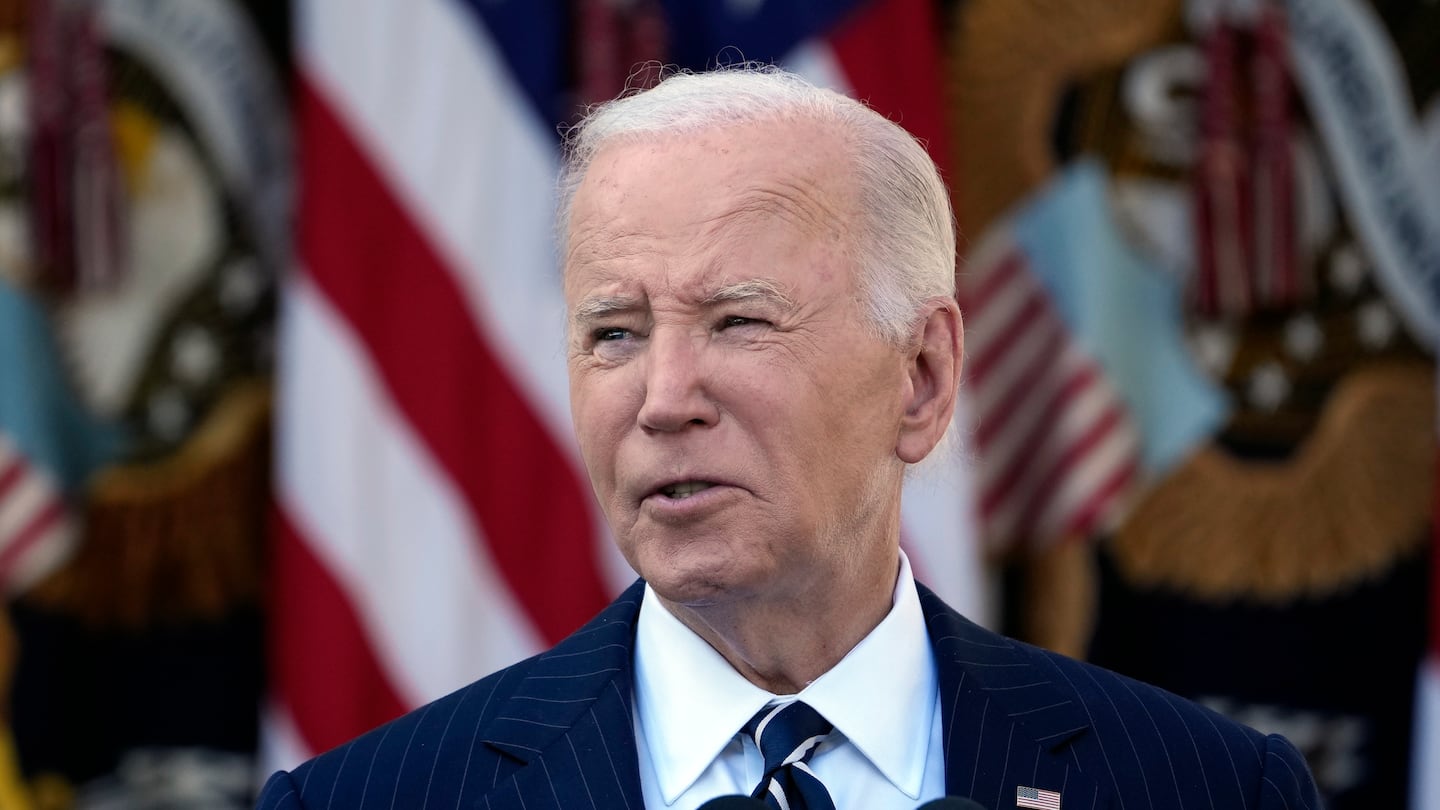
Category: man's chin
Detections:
[
  {"x1": 646, "y1": 575, "x2": 736, "y2": 607},
  {"x1": 642, "y1": 564, "x2": 762, "y2": 610}
]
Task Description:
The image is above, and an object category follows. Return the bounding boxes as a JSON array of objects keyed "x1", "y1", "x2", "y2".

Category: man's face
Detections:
[{"x1": 564, "y1": 119, "x2": 912, "y2": 610}]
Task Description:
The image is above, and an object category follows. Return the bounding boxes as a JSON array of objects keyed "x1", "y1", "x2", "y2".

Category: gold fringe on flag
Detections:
[
  {"x1": 23, "y1": 381, "x2": 272, "y2": 628},
  {"x1": 1111, "y1": 362, "x2": 1434, "y2": 603}
]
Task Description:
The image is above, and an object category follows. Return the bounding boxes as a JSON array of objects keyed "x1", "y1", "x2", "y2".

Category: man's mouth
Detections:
[{"x1": 658, "y1": 481, "x2": 715, "y2": 500}]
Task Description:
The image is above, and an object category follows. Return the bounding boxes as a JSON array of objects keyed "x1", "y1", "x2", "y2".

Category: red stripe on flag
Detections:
[
  {"x1": 961, "y1": 252, "x2": 1024, "y2": 314},
  {"x1": 0, "y1": 496, "x2": 62, "y2": 581},
  {"x1": 828, "y1": 0, "x2": 950, "y2": 179},
  {"x1": 1010, "y1": 406, "x2": 1129, "y2": 540},
  {"x1": 966, "y1": 289, "x2": 1047, "y2": 385},
  {"x1": 1064, "y1": 455, "x2": 1137, "y2": 539},
  {"x1": 296, "y1": 81, "x2": 609, "y2": 643},
  {"x1": 0, "y1": 456, "x2": 24, "y2": 502},
  {"x1": 271, "y1": 505, "x2": 408, "y2": 752},
  {"x1": 979, "y1": 368, "x2": 1103, "y2": 515},
  {"x1": 972, "y1": 324, "x2": 1069, "y2": 448}
]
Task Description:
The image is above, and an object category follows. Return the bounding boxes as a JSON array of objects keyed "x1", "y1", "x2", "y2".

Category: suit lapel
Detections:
[
  {"x1": 473, "y1": 579, "x2": 1114, "y2": 809},
  {"x1": 919, "y1": 583, "x2": 1110, "y2": 810},
  {"x1": 478, "y1": 581, "x2": 647, "y2": 810}
]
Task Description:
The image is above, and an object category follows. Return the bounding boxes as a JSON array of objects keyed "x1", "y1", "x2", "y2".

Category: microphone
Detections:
[
  {"x1": 696, "y1": 796, "x2": 768, "y2": 809},
  {"x1": 916, "y1": 799, "x2": 988, "y2": 810}
]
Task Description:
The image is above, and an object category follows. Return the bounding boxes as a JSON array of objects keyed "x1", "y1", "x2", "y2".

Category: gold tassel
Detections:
[
  {"x1": 1111, "y1": 362, "x2": 1434, "y2": 603},
  {"x1": 23, "y1": 380, "x2": 272, "y2": 628},
  {"x1": 946, "y1": 0, "x2": 1180, "y2": 238}
]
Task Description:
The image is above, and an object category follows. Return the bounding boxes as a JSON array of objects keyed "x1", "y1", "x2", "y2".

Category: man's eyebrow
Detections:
[
  {"x1": 572, "y1": 295, "x2": 641, "y2": 322},
  {"x1": 570, "y1": 280, "x2": 794, "y2": 324},
  {"x1": 700, "y1": 278, "x2": 796, "y2": 309}
]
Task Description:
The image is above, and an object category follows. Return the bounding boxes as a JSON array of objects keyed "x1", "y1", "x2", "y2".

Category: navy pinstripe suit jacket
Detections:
[{"x1": 257, "y1": 580, "x2": 1320, "y2": 809}]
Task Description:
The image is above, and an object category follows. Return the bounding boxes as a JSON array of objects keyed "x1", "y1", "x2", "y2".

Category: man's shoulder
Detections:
[
  {"x1": 327, "y1": 649, "x2": 546, "y2": 757},
  {"x1": 916, "y1": 579, "x2": 1257, "y2": 738},
  {"x1": 1006, "y1": 631, "x2": 1317, "y2": 804},
  {"x1": 259, "y1": 582, "x2": 648, "y2": 809},
  {"x1": 915, "y1": 581, "x2": 1319, "y2": 806},
  {"x1": 1010, "y1": 626, "x2": 1263, "y2": 741},
  {"x1": 260, "y1": 650, "x2": 553, "y2": 808}
]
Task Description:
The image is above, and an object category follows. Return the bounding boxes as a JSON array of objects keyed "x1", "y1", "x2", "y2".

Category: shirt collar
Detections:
[
  {"x1": 633, "y1": 551, "x2": 936, "y2": 803},
  {"x1": 797, "y1": 550, "x2": 936, "y2": 798},
  {"x1": 634, "y1": 584, "x2": 774, "y2": 805}
]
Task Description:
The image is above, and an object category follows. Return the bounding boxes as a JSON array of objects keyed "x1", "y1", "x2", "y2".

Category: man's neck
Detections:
[{"x1": 657, "y1": 548, "x2": 901, "y2": 694}]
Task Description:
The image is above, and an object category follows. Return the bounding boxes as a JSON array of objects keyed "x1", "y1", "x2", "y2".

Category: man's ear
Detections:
[{"x1": 896, "y1": 299, "x2": 963, "y2": 464}]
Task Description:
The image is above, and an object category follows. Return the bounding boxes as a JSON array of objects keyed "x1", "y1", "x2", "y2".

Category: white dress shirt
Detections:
[{"x1": 633, "y1": 550, "x2": 945, "y2": 809}]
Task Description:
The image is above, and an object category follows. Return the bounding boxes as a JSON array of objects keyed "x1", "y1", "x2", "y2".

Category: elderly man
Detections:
[{"x1": 258, "y1": 67, "x2": 1319, "y2": 809}]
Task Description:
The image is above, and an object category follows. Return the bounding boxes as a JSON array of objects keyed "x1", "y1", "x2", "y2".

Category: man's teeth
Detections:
[{"x1": 661, "y1": 482, "x2": 714, "y2": 499}]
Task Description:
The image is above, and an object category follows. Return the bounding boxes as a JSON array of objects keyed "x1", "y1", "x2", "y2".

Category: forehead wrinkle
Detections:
[
  {"x1": 714, "y1": 175, "x2": 850, "y2": 241},
  {"x1": 564, "y1": 222, "x2": 650, "y2": 271}
]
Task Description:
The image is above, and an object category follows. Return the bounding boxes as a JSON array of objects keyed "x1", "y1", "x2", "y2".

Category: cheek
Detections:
[
  {"x1": 793, "y1": 360, "x2": 904, "y2": 471},
  {"x1": 570, "y1": 372, "x2": 639, "y2": 489},
  {"x1": 570, "y1": 384, "x2": 614, "y2": 468}
]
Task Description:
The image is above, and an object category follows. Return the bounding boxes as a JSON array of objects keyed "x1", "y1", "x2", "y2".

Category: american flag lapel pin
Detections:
[{"x1": 1017, "y1": 785, "x2": 1061, "y2": 809}]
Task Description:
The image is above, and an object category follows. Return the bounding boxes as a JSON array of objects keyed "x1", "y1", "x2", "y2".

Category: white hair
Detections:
[{"x1": 557, "y1": 65, "x2": 957, "y2": 347}]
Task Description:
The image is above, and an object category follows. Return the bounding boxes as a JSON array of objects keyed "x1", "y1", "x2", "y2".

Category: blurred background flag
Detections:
[
  {"x1": 0, "y1": 0, "x2": 1430, "y2": 806},
  {"x1": 0, "y1": 281, "x2": 119, "y2": 596},
  {"x1": 267, "y1": 0, "x2": 986, "y2": 772}
]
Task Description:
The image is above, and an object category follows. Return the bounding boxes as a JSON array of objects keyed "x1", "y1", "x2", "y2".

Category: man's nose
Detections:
[{"x1": 637, "y1": 330, "x2": 718, "y2": 433}]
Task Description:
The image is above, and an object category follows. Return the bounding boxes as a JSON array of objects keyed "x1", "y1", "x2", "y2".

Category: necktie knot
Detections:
[{"x1": 742, "y1": 701, "x2": 836, "y2": 810}]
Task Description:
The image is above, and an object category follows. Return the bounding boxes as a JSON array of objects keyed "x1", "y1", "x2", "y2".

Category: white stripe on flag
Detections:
[
  {"x1": 0, "y1": 436, "x2": 74, "y2": 592},
  {"x1": 5, "y1": 516, "x2": 73, "y2": 596},
  {"x1": 301, "y1": 0, "x2": 576, "y2": 455},
  {"x1": 277, "y1": 278, "x2": 545, "y2": 706},
  {"x1": 975, "y1": 335, "x2": 1086, "y2": 464},
  {"x1": 0, "y1": 443, "x2": 53, "y2": 540},
  {"x1": 981, "y1": 372, "x2": 1135, "y2": 545},
  {"x1": 977, "y1": 363, "x2": 1112, "y2": 495},
  {"x1": 967, "y1": 273, "x2": 1044, "y2": 367},
  {"x1": 1032, "y1": 416, "x2": 1137, "y2": 541}
]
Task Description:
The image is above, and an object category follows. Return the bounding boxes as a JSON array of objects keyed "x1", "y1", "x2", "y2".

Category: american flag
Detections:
[
  {"x1": 263, "y1": 0, "x2": 989, "y2": 772},
  {"x1": 1016, "y1": 784, "x2": 1062, "y2": 810},
  {"x1": 0, "y1": 433, "x2": 71, "y2": 593},
  {"x1": 0, "y1": 283, "x2": 117, "y2": 595},
  {"x1": 960, "y1": 229, "x2": 1140, "y2": 553}
]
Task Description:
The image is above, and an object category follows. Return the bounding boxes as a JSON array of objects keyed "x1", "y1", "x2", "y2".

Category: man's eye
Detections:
[
  {"x1": 721, "y1": 315, "x2": 766, "y2": 329},
  {"x1": 593, "y1": 327, "x2": 630, "y2": 342}
]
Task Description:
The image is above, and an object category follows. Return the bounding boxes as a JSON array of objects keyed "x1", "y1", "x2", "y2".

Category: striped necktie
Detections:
[{"x1": 743, "y1": 701, "x2": 836, "y2": 810}]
